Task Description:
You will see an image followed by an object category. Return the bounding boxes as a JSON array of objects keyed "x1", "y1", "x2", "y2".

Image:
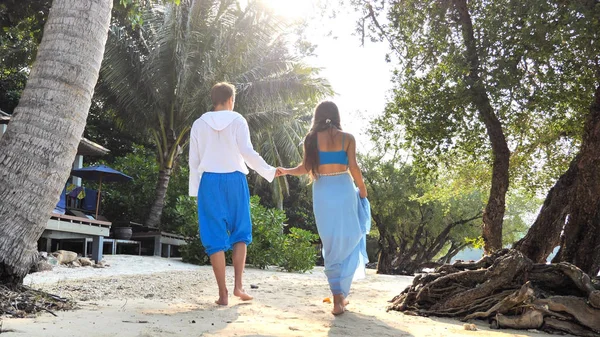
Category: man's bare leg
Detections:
[
  {"x1": 210, "y1": 251, "x2": 228, "y2": 305},
  {"x1": 232, "y1": 242, "x2": 253, "y2": 301}
]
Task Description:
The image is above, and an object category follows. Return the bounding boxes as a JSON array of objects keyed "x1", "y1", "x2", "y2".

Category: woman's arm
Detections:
[
  {"x1": 346, "y1": 133, "x2": 368, "y2": 198},
  {"x1": 279, "y1": 164, "x2": 308, "y2": 177}
]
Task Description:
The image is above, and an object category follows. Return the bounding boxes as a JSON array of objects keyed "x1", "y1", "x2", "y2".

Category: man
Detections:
[{"x1": 189, "y1": 82, "x2": 276, "y2": 305}]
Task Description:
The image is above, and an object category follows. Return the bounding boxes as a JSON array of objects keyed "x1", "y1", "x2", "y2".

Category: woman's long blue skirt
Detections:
[{"x1": 313, "y1": 172, "x2": 371, "y2": 298}]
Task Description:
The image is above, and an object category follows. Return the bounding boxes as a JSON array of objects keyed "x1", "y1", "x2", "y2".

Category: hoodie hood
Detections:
[{"x1": 200, "y1": 110, "x2": 242, "y2": 131}]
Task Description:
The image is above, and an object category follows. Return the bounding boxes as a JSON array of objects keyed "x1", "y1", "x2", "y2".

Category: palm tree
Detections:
[
  {"x1": 99, "y1": 0, "x2": 331, "y2": 228},
  {"x1": 0, "y1": 0, "x2": 112, "y2": 286}
]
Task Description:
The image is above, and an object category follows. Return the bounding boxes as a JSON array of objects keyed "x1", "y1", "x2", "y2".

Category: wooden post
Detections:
[
  {"x1": 154, "y1": 236, "x2": 161, "y2": 257},
  {"x1": 92, "y1": 235, "x2": 103, "y2": 263},
  {"x1": 45, "y1": 238, "x2": 52, "y2": 252},
  {"x1": 95, "y1": 175, "x2": 103, "y2": 218}
]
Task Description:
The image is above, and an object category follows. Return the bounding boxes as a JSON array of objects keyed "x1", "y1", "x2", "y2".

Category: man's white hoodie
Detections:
[{"x1": 188, "y1": 110, "x2": 276, "y2": 196}]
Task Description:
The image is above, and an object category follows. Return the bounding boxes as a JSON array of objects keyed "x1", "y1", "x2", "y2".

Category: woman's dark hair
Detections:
[{"x1": 303, "y1": 101, "x2": 342, "y2": 179}]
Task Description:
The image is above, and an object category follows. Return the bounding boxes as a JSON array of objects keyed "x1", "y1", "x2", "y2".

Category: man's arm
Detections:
[
  {"x1": 188, "y1": 123, "x2": 202, "y2": 196},
  {"x1": 236, "y1": 118, "x2": 276, "y2": 182}
]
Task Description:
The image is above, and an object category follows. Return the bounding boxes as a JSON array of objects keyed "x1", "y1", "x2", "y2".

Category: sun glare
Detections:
[{"x1": 256, "y1": 0, "x2": 318, "y2": 20}]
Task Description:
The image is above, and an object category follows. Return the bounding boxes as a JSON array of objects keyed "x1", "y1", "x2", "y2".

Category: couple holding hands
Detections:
[{"x1": 189, "y1": 82, "x2": 370, "y2": 315}]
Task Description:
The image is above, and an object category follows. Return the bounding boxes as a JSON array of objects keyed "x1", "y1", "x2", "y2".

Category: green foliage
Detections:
[
  {"x1": 97, "y1": 145, "x2": 159, "y2": 223},
  {"x1": 360, "y1": 150, "x2": 537, "y2": 273},
  {"x1": 279, "y1": 227, "x2": 319, "y2": 273},
  {"x1": 465, "y1": 237, "x2": 485, "y2": 250},
  {"x1": 246, "y1": 196, "x2": 288, "y2": 269},
  {"x1": 249, "y1": 196, "x2": 319, "y2": 272},
  {"x1": 362, "y1": 0, "x2": 600, "y2": 196},
  {"x1": 179, "y1": 234, "x2": 209, "y2": 265},
  {"x1": 0, "y1": 1, "x2": 47, "y2": 113},
  {"x1": 99, "y1": 0, "x2": 332, "y2": 219},
  {"x1": 251, "y1": 173, "x2": 317, "y2": 234},
  {"x1": 162, "y1": 163, "x2": 195, "y2": 233}
]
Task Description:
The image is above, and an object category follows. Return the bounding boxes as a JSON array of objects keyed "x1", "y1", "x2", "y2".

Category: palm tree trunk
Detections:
[
  {"x1": 0, "y1": 0, "x2": 112, "y2": 287},
  {"x1": 145, "y1": 166, "x2": 173, "y2": 229},
  {"x1": 454, "y1": 0, "x2": 510, "y2": 254}
]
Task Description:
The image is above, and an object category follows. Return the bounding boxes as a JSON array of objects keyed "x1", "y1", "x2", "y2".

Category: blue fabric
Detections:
[
  {"x1": 318, "y1": 133, "x2": 349, "y2": 165},
  {"x1": 313, "y1": 173, "x2": 370, "y2": 298},
  {"x1": 53, "y1": 187, "x2": 67, "y2": 214},
  {"x1": 197, "y1": 171, "x2": 252, "y2": 256},
  {"x1": 82, "y1": 187, "x2": 98, "y2": 212},
  {"x1": 67, "y1": 186, "x2": 84, "y2": 199},
  {"x1": 319, "y1": 150, "x2": 349, "y2": 165},
  {"x1": 71, "y1": 164, "x2": 132, "y2": 182}
]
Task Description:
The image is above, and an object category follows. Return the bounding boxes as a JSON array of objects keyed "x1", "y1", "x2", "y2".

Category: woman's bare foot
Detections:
[
  {"x1": 233, "y1": 288, "x2": 253, "y2": 301},
  {"x1": 332, "y1": 294, "x2": 346, "y2": 315}
]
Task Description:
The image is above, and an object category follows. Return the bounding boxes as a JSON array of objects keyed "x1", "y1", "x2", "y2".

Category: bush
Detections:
[
  {"x1": 246, "y1": 196, "x2": 287, "y2": 269},
  {"x1": 280, "y1": 227, "x2": 319, "y2": 273},
  {"x1": 180, "y1": 235, "x2": 209, "y2": 265},
  {"x1": 181, "y1": 195, "x2": 318, "y2": 272},
  {"x1": 176, "y1": 195, "x2": 210, "y2": 265}
]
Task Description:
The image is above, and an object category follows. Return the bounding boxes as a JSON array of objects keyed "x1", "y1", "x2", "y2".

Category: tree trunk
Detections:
[
  {"x1": 145, "y1": 166, "x2": 173, "y2": 229},
  {"x1": 374, "y1": 214, "x2": 399, "y2": 274},
  {"x1": 0, "y1": 0, "x2": 112, "y2": 286},
  {"x1": 453, "y1": 0, "x2": 510, "y2": 254},
  {"x1": 513, "y1": 157, "x2": 578, "y2": 262},
  {"x1": 552, "y1": 85, "x2": 600, "y2": 276}
]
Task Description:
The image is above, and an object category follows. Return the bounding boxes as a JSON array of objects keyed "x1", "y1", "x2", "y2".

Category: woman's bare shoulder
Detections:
[{"x1": 342, "y1": 131, "x2": 356, "y2": 142}]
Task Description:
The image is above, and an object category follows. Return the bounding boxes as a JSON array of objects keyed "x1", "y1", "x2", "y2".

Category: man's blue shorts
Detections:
[{"x1": 197, "y1": 171, "x2": 252, "y2": 256}]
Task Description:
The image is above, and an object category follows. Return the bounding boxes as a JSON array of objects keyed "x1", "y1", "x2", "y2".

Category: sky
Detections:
[
  {"x1": 239, "y1": 0, "x2": 396, "y2": 152},
  {"x1": 303, "y1": 8, "x2": 395, "y2": 152}
]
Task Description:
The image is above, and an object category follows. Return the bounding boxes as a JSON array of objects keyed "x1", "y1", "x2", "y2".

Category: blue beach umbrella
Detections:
[{"x1": 70, "y1": 164, "x2": 133, "y2": 217}]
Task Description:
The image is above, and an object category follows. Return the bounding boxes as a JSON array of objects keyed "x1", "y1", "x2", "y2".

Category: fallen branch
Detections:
[{"x1": 0, "y1": 285, "x2": 74, "y2": 317}]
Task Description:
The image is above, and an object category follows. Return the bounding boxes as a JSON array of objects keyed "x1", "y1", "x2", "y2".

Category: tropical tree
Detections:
[
  {"x1": 99, "y1": 0, "x2": 331, "y2": 227},
  {"x1": 359, "y1": 0, "x2": 511, "y2": 254},
  {"x1": 0, "y1": 0, "x2": 113, "y2": 286},
  {"x1": 359, "y1": 0, "x2": 598, "y2": 258},
  {"x1": 360, "y1": 151, "x2": 533, "y2": 275}
]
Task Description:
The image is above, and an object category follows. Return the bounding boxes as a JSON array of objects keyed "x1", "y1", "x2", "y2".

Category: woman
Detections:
[{"x1": 277, "y1": 101, "x2": 370, "y2": 315}]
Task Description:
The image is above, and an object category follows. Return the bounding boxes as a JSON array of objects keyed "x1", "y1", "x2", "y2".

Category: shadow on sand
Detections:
[{"x1": 327, "y1": 310, "x2": 415, "y2": 337}]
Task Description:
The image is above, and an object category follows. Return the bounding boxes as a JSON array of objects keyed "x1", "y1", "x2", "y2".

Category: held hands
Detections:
[{"x1": 275, "y1": 167, "x2": 288, "y2": 177}]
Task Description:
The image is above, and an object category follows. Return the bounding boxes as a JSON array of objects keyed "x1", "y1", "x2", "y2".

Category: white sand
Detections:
[
  {"x1": 2, "y1": 256, "x2": 566, "y2": 337},
  {"x1": 24, "y1": 255, "x2": 203, "y2": 286}
]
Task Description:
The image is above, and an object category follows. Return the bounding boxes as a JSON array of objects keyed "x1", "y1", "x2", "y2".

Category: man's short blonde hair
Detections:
[{"x1": 211, "y1": 82, "x2": 236, "y2": 106}]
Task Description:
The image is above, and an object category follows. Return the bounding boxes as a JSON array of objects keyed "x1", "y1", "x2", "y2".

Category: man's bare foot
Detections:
[
  {"x1": 215, "y1": 290, "x2": 228, "y2": 305},
  {"x1": 215, "y1": 298, "x2": 228, "y2": 306},
  {"x1": 233, "y1": 288, "x2": 253, "y2": 301}
]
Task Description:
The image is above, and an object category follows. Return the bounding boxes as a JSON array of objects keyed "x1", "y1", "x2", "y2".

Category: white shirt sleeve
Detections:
[
  {"x1": 236, "y1": 118, "x2": 276, "y2": 182},
  {"x1": 188, "y1": 123, "x2": 203, "y2": 196}
]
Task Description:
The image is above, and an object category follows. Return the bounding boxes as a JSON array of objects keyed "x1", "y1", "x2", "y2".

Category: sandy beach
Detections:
[{"x1": 0, "y1": 256, "x2": 564, "y2": 337}]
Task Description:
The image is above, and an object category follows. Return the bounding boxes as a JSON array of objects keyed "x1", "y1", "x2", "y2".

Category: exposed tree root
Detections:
[
  {"x1": 0, "y1": 285, "x2": 74, "y2": 317},
  {"x1": 388, "y1": 249, "x2": 600, "y2": 336}
]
